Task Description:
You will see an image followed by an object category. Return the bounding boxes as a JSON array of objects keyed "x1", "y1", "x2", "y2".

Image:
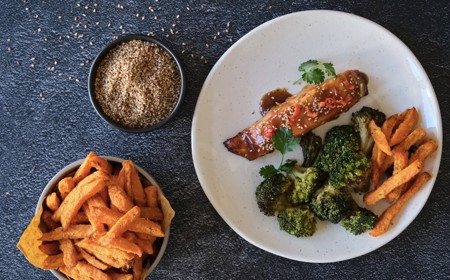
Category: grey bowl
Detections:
[{"x1": 36, "y1": 156, "x2": 170, "y2": 279}]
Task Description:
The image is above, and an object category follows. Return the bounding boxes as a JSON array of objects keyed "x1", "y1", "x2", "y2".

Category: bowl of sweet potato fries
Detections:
[{"x1": 18, "y1": 152, "x2": 175, "y2": 280}]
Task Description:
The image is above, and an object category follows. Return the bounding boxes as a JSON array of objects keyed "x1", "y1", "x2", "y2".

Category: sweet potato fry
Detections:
[
  {"x1": 129, "y1": 168, "x2": 146, "y2": 207},
  {"x1": 60, "y1": 238, "x2": 78, "y2": 268},
  {"x1": 370, "y1": 145, "x2": 384, "y2": 186},
  {"x1": 363, "y1": 160, "x2": 424, "y2": 205},
  {"x1": 369, "y1": 120, "x2": 392, "y2": 156},
  {"x1": 104, "y1": 206, "x2": 141, "y2": 240},
  {"x1": 133, "y1": 256, "x2": 143, "y2": 280},
  {"x1": 134, "y1": 237, "x2": 155, "y2": 255},
  {"x1": 108, "y1": 272, "x2": 133, "y2": 280},
  {"x1": 135, "y1": 232, "x2": 158, "y2": 241},
  {"x1": 144, "y1": 186, "x2": 158, "y2": 208},
  {"x1": 386, "y1": 148, "x2": 409, "y2": 203},
  {"x1": 91, "y1": 206, "x2": 164, "y2": 237},
  {"x1": 382, "y1": 113, "x2": 399, "y2": 140},
  {"x1": 41, "y1": 253, "x2": 65, "y2": 270},
  {"x1": 82, "y1": 205, "x2": 105, "y2": 234},
  {"x1": 128, "y1": 218, "x2": 164, "y2": 237},
  {"x1": 78, "y1": 248, "x2": 110, "y2": 271},
  {"x1": 73, "y1": 152, "x2": 113, "y2": 184},
  {"x1": 120, "y1": 161, "x2": 135, "y2": 201},
  {"x1": 389, "y1": 107, "x2": 419, "y2": 146},
  {"x1": 75, "y1": 261, "x2": 112, "y2": 280},
  {"x1": 88, "y1": 154, "x2": 114, "y2": 176},
  {"x1": 40, "y1": 224, "x2": 95, "y2": 241},
  {"x1": 41, "y1": 210, "x2": 60, "y2": 230},
  {"x1": 76, "y1": 239, "x2": 134, "y2": 269},
  {"x1": 58, "y1": 177, "x2": 75, "y2": 200},
  {"x1": 59, "y1": 265, "x2": 82, "y2": 279},
  {"x1": 38, "y1": 242, "x2": 61, "y2": 255},
  {"x1": 409, "y1": 138, "x2": 438, "y2": 164},
  {"x1": 46, "y1": 192, "x2": 60, "y2": 212},
  {"x1": 109, "y1": 184, "x2": 134, "y2": 213},
  {"x1": 72, "y1": 211, "x2": 89, "y2": 224},
  {"x1": 140, "y1": 207, "x2": 163, "y2": 221},
  {"x1": 87, "y1": 193, "x2": 109, "y2": 209},
  {"x1": 395, "y1": 127, "x2": 426, "y2": 151},
  {"x1": 370, "y1": 172, "x2": 431, "y2": 236},
  {"x1": 121, "y1": 161, "x2": 146, "y2": 206},
  {"x1": 105, "y1": 237, "x2": 143, "y2": 257},
  {"x1": 53, "y1": 171, "x2": 109, "y2": 229},
  {"x1": 370, "y1": 113, "x2": 399, "y2": 186},
  {"x1": 73, "y1": 152, "x2": 97, "y2": 184},
  {"x1": 83, "y1": 194, "x2": 109, "y2": 234}
]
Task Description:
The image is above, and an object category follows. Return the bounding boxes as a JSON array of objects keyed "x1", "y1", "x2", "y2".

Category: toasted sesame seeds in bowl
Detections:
[{"x1": 88, "y1": 34, "x2": 185, "y2": 133}]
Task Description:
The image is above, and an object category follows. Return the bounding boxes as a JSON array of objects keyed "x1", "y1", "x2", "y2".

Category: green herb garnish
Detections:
[
  {"x1": 294, "y1": 59, "x2": 336, "y2": 85},
  {"x1": 260, "y1": 127, "x2": 299, "y2": 179}
]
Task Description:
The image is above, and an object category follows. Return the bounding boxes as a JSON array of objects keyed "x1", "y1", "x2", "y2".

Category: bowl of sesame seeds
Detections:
[{"x1": 88, "y1": 34, "x2": 185, "y2": 132}]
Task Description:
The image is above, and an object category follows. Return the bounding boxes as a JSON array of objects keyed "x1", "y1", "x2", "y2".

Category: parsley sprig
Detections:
[
  {"x1": 294, "y1": 59, "x2": 336, "y2": 85},
  {"x1": 259, "y1": 127, "x2": 299, "y2": 179}
]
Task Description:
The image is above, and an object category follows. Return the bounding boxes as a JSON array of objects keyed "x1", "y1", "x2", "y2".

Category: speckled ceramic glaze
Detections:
[{"x1": 191, "y1": 10, "x2": 442, "y2": 263}]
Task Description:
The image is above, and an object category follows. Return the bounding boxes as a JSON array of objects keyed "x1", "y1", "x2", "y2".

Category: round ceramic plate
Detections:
[{"x1": 191, "y1": 10, "x2": 442, "y2": 263}]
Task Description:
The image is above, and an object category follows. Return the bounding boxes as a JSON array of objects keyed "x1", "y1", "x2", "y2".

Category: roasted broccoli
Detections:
[
  {"x1": 255, "y1": 173, "x2": 292, "y2": 216},
  {"x1": 315, "y1": 125, "x2": 371, "y2": 192},
  {"x1": 329, "y1": 151, "x2": 371, "y2": 191},
  {"x1": 286, "y1": 165, "x2": 325, "y2": 204},
  {"x1": 352, "y1": 106, "x2": 387, "y2": 156},
  {"x1": 341, "y1": 207, "x2": 378, "y2": 235},
  {"x1": 299, "y1": 132, "x2": 322, "y2": 167},
  {"x1": 310, "y1": 182, "x2": 354, "y2": 224},
  {"x1": 277, "y1": 206, "x2": 316, "y2": 237},
  {"x1": 315, "y1": 125, "x2": 360, "y2": 172}
]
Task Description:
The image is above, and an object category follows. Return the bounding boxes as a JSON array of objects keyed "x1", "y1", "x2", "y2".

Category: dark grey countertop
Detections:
[{"x1": 1, "y1": 1, "x2": 449, "y2": 279}]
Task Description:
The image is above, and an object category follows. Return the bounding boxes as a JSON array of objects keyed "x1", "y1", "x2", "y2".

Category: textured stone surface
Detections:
[{"x1": 1, "y1": 1, "x2": 449, "y2": 279}]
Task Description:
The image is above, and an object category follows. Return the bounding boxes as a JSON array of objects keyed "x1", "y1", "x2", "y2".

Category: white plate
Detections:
[{"x1": 191, "y1": 10, "x2": 442, "y2": 263}]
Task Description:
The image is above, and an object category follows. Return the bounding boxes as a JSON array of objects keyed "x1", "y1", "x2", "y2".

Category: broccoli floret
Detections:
[
  {"x1": 255, "y1": 173, "x2": 292, "y2": 216},
  {"x1": 329, "y1": 151, "x2": 371, "y2": 191},
  {"x1": 352, "y1": 107, "x2": 387, "y2": 156},
  {"x1": 315, "y1": 125, "x2": 371, "y2": 192},
  {"x1": 310, "y1": 182, "x2": 353, "y2": 224},
  {"x1": 341, "y1": 207, "x2": 378, "y2": 235},
  {"x1": 315, "y1": 125, "x2": 360, "y2": 172},
  {"x1": 277, "y1": 207, "x2": 316, "y2": 237},
  {"x1": 286, "y1": 165, "x2": 325, "y2": 204},
  {"x1": 299, "y1": 132, "x2": 322, "y2": 167}
]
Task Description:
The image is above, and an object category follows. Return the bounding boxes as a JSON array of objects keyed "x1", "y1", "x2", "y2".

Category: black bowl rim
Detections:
[{"x1": 88, "y1": 34, "x2": 186, "y2": 133}]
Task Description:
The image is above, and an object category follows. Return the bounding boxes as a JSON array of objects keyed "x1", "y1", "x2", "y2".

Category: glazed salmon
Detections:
[{"x1": 224, "y1": 70, "x2": 369, "y2": 160}]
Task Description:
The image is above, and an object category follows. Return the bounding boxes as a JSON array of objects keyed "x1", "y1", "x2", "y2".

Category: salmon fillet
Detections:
[{"x1": 223, "y1": 70, "x2": 369, "y2": 160}]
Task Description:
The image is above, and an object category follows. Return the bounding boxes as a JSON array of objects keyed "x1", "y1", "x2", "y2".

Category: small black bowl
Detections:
[{"x1": 88, "y1": 34, "x2": 185, "y2": 133}]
